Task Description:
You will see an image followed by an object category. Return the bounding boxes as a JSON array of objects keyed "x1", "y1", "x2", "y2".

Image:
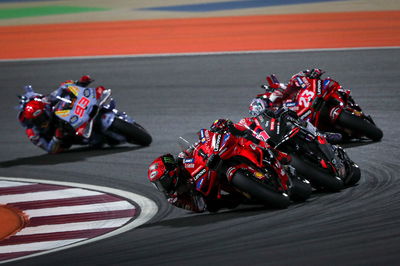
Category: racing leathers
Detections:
[
  {"x1": 250, "y1": 69, "x2": 342, "y2": 143},
  {"x1": 262, "y1": 68, "x2": 326, "y2": 107},
  {"x1": 164, "y1": 124, "x2": 290, "y2": 213}
]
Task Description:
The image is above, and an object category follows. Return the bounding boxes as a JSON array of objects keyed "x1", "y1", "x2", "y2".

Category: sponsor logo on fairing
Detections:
[
  {"x1": 323, "y1": 79, "x2": 330, "y2": 89},
  {"x1": 69, "y1": 115, "x2": 79, "y2": 125},
  {"x1": 196, "y1": 177, "x2": 205, "y2": 189},
  {"x1": 214, "y1": 134, "x2": 222, "y2": 152},
  {"x1": 300, "y1": 110, "x2": 312, "y2": 120},
  {"x1": 185, "y1": 163, "x2": 195, "y2": 168},
  {"x1": 317, "y1": 80, "x2": 322, "y2": 95},
  {"x1": 200, "y1": 129, "x2": 207, "y2": 143},
  {"x1": 83, "y1": 88, "x2": 91, "y2": 97},
  {"x1": 194, "y1": 168, "x2": 207, "y2": 181},
  {"x1": 270, "y1": 119, "x2": 276, "y2": 131},
  {"x1": 221, "y1": 133, "x2": 230, "y2": 147},
  {"x1": 67, "y1": 86, "x2": 79, "y2": 96},
  {"x1": 285, "y1": 102, "x2": 297, "y2": 107},
  {"x1": 184, "y1": 158, "x2": 194, "y2": 164}
]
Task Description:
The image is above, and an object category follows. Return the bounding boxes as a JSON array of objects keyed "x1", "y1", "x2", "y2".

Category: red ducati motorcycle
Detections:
[
  {"x1": 256, "y1": 73, "x2": 383, "y2": 142},
  {"x1": 179, "y1": 129, "x2": 311, "y2": 209}
]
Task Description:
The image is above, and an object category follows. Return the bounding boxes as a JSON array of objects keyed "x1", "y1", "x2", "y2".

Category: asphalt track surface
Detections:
[{"x1": 1, "y1": 48, "x2": 400, "y2": 265}]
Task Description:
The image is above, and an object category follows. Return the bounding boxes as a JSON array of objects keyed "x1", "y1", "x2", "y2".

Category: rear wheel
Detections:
[
  {"x1": 337, "y1": 110, "x2": 383, "y2": 141},
  {"x1": 344, "y1": 164, "x2": 361, "y2": 187},
  {"x1": 230, "y1": 171, "x2": 290, "y2": 209},
  {"x1": 109, "y1": 118, "x2": 152, "y2": 146},
  {"x1": 290, "y1": 155, "x2": 343, "y2": 192}
]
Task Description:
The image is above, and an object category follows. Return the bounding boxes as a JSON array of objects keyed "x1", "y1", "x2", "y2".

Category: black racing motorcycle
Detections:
[{"x1": 240, "y1": 109, "x2": 361, "y2": 191}]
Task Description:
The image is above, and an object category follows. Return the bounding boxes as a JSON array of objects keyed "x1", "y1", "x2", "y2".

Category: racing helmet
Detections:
[
  {"x1": 76, "y1": 75, "x2": 94, "y2": 87},
  {"x1": 20, "y1": 99, "x2": 50, "y2": 129},
  {"x1": 249, "y1": 98, "x2": 267, "y2": 116},
  {"x1": 148, "y1": 154, "x2": 180, "y2": 194},
  {"x1": 210, "y1": 119, "x2": 231, "y2": 133}
]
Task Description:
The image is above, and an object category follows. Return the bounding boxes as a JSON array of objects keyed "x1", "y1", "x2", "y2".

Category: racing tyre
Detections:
[
  {"x1": 109, "y1": 118, "x2": 152, "y2": 146},
  {"x1": 344, "y1": 164, "x2": 361, "y2": 187},
  {"x1": 337, "y1": 110, "x2": 383, "y2": 141},
  {"x1": 289, "y1": 177, "x2": 312, "y2": 202},
  {"x1": 231, "y1": 171, "x2": 290, "y2": 209},
  {"x1": 290, "y1": 155, "x2": 344, "y2": 192}
]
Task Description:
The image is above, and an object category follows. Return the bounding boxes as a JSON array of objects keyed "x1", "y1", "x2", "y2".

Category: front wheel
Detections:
[
  {"x1": 344, "y1": 164, "x2": 361, "y2": 187},
  {"x1": 109, "y1": 118, "x2": 152, "y2": 146},
  {"x1": 230, "y1": 171, "x2": 290, "y2": 209},
  {"x1": 337, "y1": 110, "x2": 383, "y2": 141}
]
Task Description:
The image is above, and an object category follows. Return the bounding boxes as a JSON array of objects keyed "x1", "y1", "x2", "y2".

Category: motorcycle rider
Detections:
[
  {"x1": 148, "y1": 120, "x2": 292, "y2": 213},
  {"x1": 17, "y1": 75, "x2": 105, "y2": 153},
  {"x1": 256, "y1": 68, "x2": 325, "y2": 108},
  {"x1": 249, "y1": 68, "x2": 342, "y2": 143}
]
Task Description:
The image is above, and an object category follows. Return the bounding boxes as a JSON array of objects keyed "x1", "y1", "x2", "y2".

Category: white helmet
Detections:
[{"x1": 249, "y1": 98, "x2": 268, "y2": 116}]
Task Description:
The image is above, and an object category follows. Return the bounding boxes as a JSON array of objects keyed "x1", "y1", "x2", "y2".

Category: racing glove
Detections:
[{"x1": 305, "y1": 68, "x2": 325, "y2": 79}]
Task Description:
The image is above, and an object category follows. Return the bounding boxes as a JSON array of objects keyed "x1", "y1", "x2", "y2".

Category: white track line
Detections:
[
  {"x1": 0, "y1": 239, "x2": 87, "y2": 254},
  {"x1": 0, "y1": 177, "x2": 158, "y2": 264},
  {"x1": 1, "y1": 46, "x2": 399, "y2": 63},
  {"x1": 0, "y1": 181, "x2": 36, "y2": 188},
  {"x1": 0, "y1": 188, "x2": 101, "y2": 203},
  {"x1": 16, "y1": 218, "x2": 132, "y2": 236},
  {"x1": 25, "y1": 201, "x2": 134, "y2": 217}
]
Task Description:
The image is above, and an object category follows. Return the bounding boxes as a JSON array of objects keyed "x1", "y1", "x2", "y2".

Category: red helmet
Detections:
[
  {"x1": 148, "y1": 154, "x2": 179, "y2": 194},
  {"x1": 76, "y1": 75, "x2": 94, "y2": 87},
  {"x1": 20, "y1": 99, "x2": 49, "y2": 128}
]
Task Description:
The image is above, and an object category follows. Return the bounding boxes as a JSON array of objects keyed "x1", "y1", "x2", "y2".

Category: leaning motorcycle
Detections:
[
  {"x1": 239, "y1": 110, "x2": 361, "y2": 191},
  {"x1": 179, "y1": 128, "x2": 311, "y2": 209},
  {"x1": 256, "y1": 73, "x2": 383, "y2": 142},
  {"x1": 19, "y1": 84, "x2": 152, "y2": 148}
]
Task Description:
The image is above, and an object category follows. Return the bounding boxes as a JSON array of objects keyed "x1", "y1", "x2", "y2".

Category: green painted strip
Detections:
[{"x1": 0, "y1": 6, "x2": 109, "y2": 19}]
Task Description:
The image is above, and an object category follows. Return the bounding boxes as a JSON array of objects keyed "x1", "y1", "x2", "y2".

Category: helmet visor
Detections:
[{"x1": 152, "y1": 171, "x2": 178, "y2": 194}]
